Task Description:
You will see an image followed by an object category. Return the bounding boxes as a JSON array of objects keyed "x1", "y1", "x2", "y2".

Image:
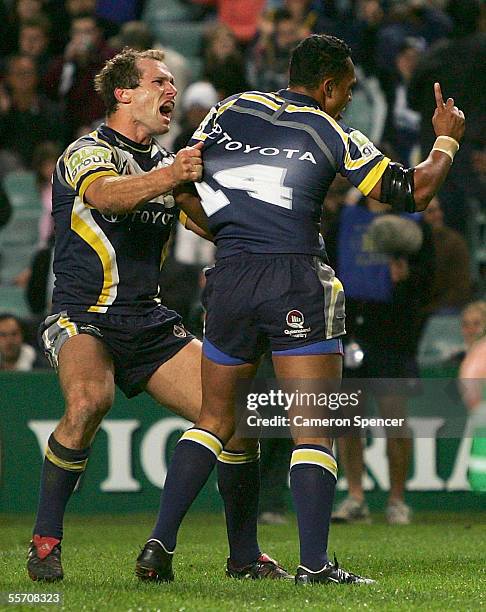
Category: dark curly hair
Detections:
[
  {"x1": 94, "y1": 47, "x2": 166, "y2": 116},
  {"x1": 289, "y1": 34, "x2": 352, "y2": 90}
]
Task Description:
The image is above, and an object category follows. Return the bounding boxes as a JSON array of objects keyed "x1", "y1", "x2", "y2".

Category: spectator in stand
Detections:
[
  {"x1": 18, "y1": 16, "x2": 53, "y2": 81},
  {"x1": 2, "y1": 0, "x2": 47, "y2": 59},
  {"x1": 409, "y1": 0, "x2": 485, "y2": 234},
  {"x1": 339, "y1": 0, "x2": 385, "y2": 77},
  {"x1": 191, "y1": 0, "x2": 266, "y2": 48},
  {"x1": 0, "y1": 55, "x2": 61, "y2": 174},
  {"x1": 0, "y1": 313, "x2": 47, "y2": 371},
  {"x1": 375, "y1": 0, "x2": 451, "y2": 74},
  {"x1": 326, "y1": 193, "x2": 434, "y2": 525},
  {"x1": 422, "y1": 197, "x2": 471, "y2": 315},
  {"x1": 381, "y1": 37, "x2": 423, "y2": 166},
  {"x1": 43, "y1": 13, "x2": 116, "y2": 143},
  {"x1": 248, "y1": 8, "x2": 303, "y2": 91},
  {"x1": 203, "y1": 24, "x2": 250, "y2": 99},
  {"x1": 446, "y1": 301, "x2": 486, "y2": 367},
  {"x1": 40, "y1": 0, "x2": 119, "y2": 55}
]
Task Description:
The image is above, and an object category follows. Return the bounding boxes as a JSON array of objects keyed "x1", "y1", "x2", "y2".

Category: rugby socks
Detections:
[
  {"x1": 150, "y1": 428, "x2": 223, "y2": 551},
  {"x1": 33, "y1": 434, "x2": 90, "y2": 539},
  {"x1": 217, "y1": 446, "x2": 261, "y2": 567},
  {"x1": 290, "y1": 444, "x2": 338, "y2": 571}
]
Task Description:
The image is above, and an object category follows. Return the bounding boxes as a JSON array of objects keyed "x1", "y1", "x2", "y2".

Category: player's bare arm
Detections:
[
  {"x1": 368, "y1": 82, "x2": 465, "y2": 211},
  {"x1": 83, "y1": 142, "x2": 203, "y2": 214},
  {"x1": 175, "y1": 187, "x2": 212, "y2": 238}
]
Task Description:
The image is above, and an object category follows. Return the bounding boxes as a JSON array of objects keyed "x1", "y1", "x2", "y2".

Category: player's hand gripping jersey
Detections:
[
  {"x1": 190, "y1": 90, "x2": 390, "y2": 259},
  {"x1": 51, "y1": 125, "x2": 177, "y2": 316}
]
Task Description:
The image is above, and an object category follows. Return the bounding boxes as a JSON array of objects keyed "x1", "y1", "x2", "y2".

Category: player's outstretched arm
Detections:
[
  {"x1": 368, "y1": 83, "x2": 465, "y2": 211},
  {"x1": 84, "y1": 143, "x2": 204, "y2": 214}
]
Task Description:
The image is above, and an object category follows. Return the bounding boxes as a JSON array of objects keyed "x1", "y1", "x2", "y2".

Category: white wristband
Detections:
[{"x1": 432, "y1": 136, "x2": 459, "y2": 162}]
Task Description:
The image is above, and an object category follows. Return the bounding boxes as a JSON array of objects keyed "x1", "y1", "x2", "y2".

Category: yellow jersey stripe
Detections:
[
  {"x1": 291, "y1": 449, "x2": 338, "y2": 479},
  {"x1": 71, "y1": 198, "x2": 119, "y2": 313},
  {"x1": 357, "y1": 157, "x2": 390, "y2": 196},
  {"x1": 46, "y1": 445, "x2": 88, "y2": 472},
  {"x1": 285, "y1": 104, "x2": 349, "y2": 147},
  {"x1": 179, "y1": 211, "x2": 188, "y2": 227},
  {"x1": 78, "y1": 170, "x2": 119, "y2": 202},
  {"x1": 216, "y1": 98, "x2": 238, "y2": 119},
  {"x1": 240, "y1": 93, "x2": 280, "y2": 111},
  {"x1": 181, "y1": 429, "x2": 223, "y2": 457}
]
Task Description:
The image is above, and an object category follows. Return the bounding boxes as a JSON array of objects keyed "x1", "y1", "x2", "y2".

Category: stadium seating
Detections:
[
  {"x1": 151, "y1": 21, "x2": 206, "y2": 57},
  {"x1": 0, "y1": 284, "x2": 30, "y2": 317},
  {"x1": 143, "y1": 0, "x2": 198, "y2": 23},
  {"x1": 418, "y1": 314, "x2": 464, "y2": 366},
  {"x1": 0, "y1": 171, "x2": 41, "y2": 317},
  {"x1": 3, "y1": 171, "x2": 40, "y2": 211}
]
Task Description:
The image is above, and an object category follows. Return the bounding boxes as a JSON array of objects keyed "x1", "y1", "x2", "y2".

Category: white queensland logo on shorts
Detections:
[
  {"x1": 285, "y1": 310, "x2": 311, "y2": 338},
  {"x1": 173, "y1": 324, "x2": 187, "y2": 338}
]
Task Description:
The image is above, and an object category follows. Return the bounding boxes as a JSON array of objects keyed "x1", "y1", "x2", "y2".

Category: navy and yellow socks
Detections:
[
  {"x1": 290, "y1": 444, "x2": 338, "y2": 571},
  {"x1": 33, "y1": 434, "x2": 90, "y2": 539}
]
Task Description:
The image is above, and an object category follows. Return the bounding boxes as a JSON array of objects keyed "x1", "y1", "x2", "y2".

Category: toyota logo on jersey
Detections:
[{"x1": 286, "y1": 310, "x2": 305, "y2": 329}]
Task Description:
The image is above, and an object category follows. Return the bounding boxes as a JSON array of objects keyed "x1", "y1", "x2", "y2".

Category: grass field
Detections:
[{"x1": 1, "y1": 512, "x2": 484, "y2": 611}]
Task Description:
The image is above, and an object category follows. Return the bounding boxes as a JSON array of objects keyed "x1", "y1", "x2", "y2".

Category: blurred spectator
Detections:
[
  {"x1": 0, "y1": 55, "x2": 61, "y2": 173},
  {"x1": 96, "y1": 0, "x2": 144, "y2": 25},
  {"x1": 248, "y1": 8, "x2": 303, "y2": 91},
  {"x1": 173, "y1": 81, "x2": 219, "y2": 151},
  {"x1": 376, "y1": 0, "x2": 451, "y2": 73},
  {"x1": 340, "y1": 0, "x2": 385, "y2": 77},
  {"x1": 381, "y1": 37, "x2": 423, "y2": 166},
  {"x1": 2, "y1": 0, "x2": 47, "y2": 58},
  {"x1": 203, "y1": 24, "x2": 250, "y2": 99},
  {"x1": 341, "y1": 64, "x2": 387, "y2": 144},
  {"x1": 409, "y1": 0, "x2": 486, "y2": 233},
  {"x1": 0, "y1": 313, "x2": 46, "y2": 371},
  {"x1": 191, "y1": 0, "x2": 266, "y2": 46},
  {"x1": 327, "y1": 194, "x2": 434, "y2": 525},
  {"x1": 18, "y1": 16, "x2": 52, "y2": 81},
  {"x1": 445, "y1": 301, "x2": 486, "y2": 368},
  {"x1": 422, "y1": 197, "x2": 472, "y2": 314},
  {"x1": 43, "y1": 13, "x2": 116, "y2": 142},
  {"x1": 24, "y1": 141, "x2": 60, "y2": 315}
]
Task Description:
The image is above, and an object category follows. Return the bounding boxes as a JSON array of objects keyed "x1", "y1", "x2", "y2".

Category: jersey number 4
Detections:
[{"x1": 196, "y1": 164, "x2": 293, "y2": 216}]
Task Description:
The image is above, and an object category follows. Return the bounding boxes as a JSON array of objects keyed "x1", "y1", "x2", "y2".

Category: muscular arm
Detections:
[
  {"x1": 368, "y1": 83, "x2": 465, "y2": 211},
  {"x1": 84, "y1": 142, "x2": 204, "y2": 214}
]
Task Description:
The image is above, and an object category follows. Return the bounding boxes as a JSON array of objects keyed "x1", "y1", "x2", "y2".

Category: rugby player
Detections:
[
  {"x1": 142, "y1": 35, "x2": 465, "y2": 584},
  {"x1": 28, "y1": 48, "x2": 290, "y2": 583}
]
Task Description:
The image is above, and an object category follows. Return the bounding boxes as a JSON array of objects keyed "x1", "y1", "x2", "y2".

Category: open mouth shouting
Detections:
[{"x1": 159, "y1": 102, "x2": 174, "y2": 122}]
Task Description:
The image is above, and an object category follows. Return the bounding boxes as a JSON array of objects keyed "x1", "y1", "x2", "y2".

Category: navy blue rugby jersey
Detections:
[
  {"x1": 51, "y1": 124, "x2": 177, "y2": 316},
  {"x1": 190, "y1": 89, "x2": 391, "y2": 259}
]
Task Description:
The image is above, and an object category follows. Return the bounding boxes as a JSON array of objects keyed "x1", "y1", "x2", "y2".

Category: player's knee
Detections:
[
  {"x1": 64, "y1": 387, "x2": 112, "y2": 429},
  {"x1": 197, "y1": 418, "x2": 235, "y2": 444}
]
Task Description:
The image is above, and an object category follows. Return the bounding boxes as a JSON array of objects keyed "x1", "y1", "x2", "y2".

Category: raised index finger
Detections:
[{"x1": 434, "y1": 82, "x2": 444, "y2": 108}]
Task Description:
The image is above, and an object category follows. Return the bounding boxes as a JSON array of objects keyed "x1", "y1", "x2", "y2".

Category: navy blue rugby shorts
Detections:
[
  {"x1": 39, "y1": 305, "x2": 194, "y2": 398},
  {"x1": 202, "y1": 253, "x2": 345, "y2": 365}
]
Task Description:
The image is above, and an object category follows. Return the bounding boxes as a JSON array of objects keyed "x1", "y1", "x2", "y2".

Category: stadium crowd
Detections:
[{"x1": 0, "y1": 0, "x2": 484, "y2": 527}]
